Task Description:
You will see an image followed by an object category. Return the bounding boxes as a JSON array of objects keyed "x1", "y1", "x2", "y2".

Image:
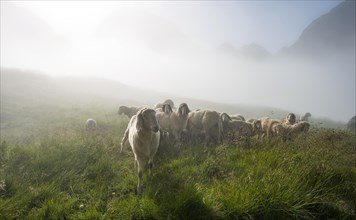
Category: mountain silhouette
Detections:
[{"x1": 283, "y1": 0, "x2": 355, "y2": 58}]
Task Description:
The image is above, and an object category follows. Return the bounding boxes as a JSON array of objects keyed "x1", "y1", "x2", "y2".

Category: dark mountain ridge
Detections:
[{"x1": 282, "y1": 0, "x2": 355, "y2": 58}]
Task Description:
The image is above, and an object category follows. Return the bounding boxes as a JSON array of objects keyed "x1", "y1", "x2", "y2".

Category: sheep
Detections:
[
  {"x1": 275, "y1": 121, "x2": 310, "y2": 141},
  {"x1": 153, "y1": 103, "x2": 164, "y2": 111},
  {"x1": 118, "y1": 106, "x2": 142, "y2": 119},
  {"x1": 220, "y1": 113, "x2": 247, "y2": 128},
  {"x1": 230, "y1": 114, "x2": 246, "y2": 121},
  {"x1": 187, "y1": 109, "x2": 222, "y2": 145},
  {"x1": 163, "y1": 99, "x2": 175, "y2": 110},
  {"x1": 168, "y1": 103, "x2": 191, "y2": 144},
  {"x1": 281, "y1": 113, "x2": 297, "y2": 125},
  {"x1": 120, "y1": 108, "x2": 160, "y2": 195},
  {"x1": 223, "y1": 117, "x2": 262, "y2": 143},
  {"x1": 155, "y1": 103, "x2": 174, "y2": 132},
  {"x1": 260, "y1": 117, "x2": 282, "y2": 139},
  {"x1": 86, "y1": 118, "x2": 97, "y2": 131},
  {"x1": 156, "y1": 103, "x2": 191, "y2": 145},
  {"x1": 220, "y1": 112, "x2": 232, "y2": 133},
  {"x1": 300, "y1": 112, "x2": 312, "y2": 122},
  {"x1": 153, "y1": 99, "x2": 176, "y2": 112},
  {"x1": 246, "y1": 118, "x2": 263, "y2": 138}
]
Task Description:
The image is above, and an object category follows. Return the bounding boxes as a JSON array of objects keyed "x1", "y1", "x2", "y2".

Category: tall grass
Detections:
[{"x1": 1, "y1": 107, "x2": 355, "y2": 219}]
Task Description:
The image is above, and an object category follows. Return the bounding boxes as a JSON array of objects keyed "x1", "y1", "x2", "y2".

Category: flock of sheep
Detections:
[
  {"x1": 83, "y1": 99, "x2": 314, "y2": 195},
  {"x1": 115, "y1": 100, "x2": 312, "y2": 146},
  {"x1": 84, "y1": 101, "x2": 353, "y2": 195}
]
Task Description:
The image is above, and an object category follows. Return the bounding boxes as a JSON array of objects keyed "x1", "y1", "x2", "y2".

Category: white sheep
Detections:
[
  {"x1": 168, "y1": 103, "x2": 191, "y2": 144},
  {"x1": 86, "y1": 118, "x2": 97, "y2": 131},
  {"x1": 153, "y1": 99, "x2": 176, "y2": 112},
  {"x1": 156, "y1": 103, "x2": 191, "y2": 145},
  {"x1": 187, "y1": 109, "x2": 222, "y2": 145},
  {"x1": 155, "y1": 103, "x2": 174, "y2": 132},
  {"x1": 260, "y1": 117, "x2": 282, "y2": 139},
  {"x1": 120, "y1": 108, "x2": 160, "y2": 195}
]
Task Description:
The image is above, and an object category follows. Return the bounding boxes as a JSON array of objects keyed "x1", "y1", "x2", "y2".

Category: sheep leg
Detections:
[
  {"x1": 148, "y1": 158, "x2": 154, "y2": 176},
  {"x1": 136, "y1": 158, "x2": 143, "y2": 195},
  {"x1": 120, "y1": 128, "x2": 129, "y2": 153}
]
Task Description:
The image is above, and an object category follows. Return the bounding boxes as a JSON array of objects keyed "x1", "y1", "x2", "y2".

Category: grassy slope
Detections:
[
  {"x1": 1, "y1": 105, "x2": 355, "y2": 219},
  {"x1": 1, "y1": 68, "x2": 355, "y2": 219}
]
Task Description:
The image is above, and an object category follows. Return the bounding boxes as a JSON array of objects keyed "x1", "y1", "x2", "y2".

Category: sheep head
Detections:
[
  {"x1": 162, "y1": 103, "x2": 173, "y2": 115},
  {"x1": 136, "y1": 108, "x2": 160, "y2": 133},
  {"x1": 252, "y1": 120, "x2": 262, "y2": 134},
  {"x1": 286, "y1": 113, "x2": 296, "y2": 124},
  {"x1": 177, "y1": 103, "x2": 190, "y2": 117},
  {"x1": 163, "y1": 99, "x2": 175, "y2": 109},
  {"x1": 220, "y1": 112, "x2": 232, "y2": 124}
]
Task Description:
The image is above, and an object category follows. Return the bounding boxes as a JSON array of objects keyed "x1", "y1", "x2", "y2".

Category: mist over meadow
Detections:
[{"x1": 1, "y1": 1, "x2": 355, "y2": 122}]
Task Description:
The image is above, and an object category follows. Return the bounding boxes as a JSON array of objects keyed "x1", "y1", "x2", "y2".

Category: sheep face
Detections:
[
  {"x1": 137, "y1": 109, "x2": 160, "y2": 133},
  {"x1": 162, "y1": 103, "x2": 173, "y2": 114},
  {"x1": 252, "y1": 120, "x2": 262, "y2": 134},
  {"x1": 163, "y1": 99, "x2": 175, "y2": 109},
  {"x1": 286, "y1": 113, "x2": 296, "y2": 124},
  {"x1": 86, "y1": 119, "x2": 97, "y2": 131},
  {"x1": 177, "y1": 103, "x2": 190, "y2": 117}
]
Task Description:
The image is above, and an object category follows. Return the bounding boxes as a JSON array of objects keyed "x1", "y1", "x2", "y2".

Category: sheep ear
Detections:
[{"x1": 136, "y1": 113, "x2": 144, "y2": 131}]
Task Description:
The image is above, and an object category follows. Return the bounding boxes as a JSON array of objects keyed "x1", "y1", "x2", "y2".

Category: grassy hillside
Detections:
[
  {"x1": 1, "y1": 68, "x2": 355, "y2": 219},
  {"x1": 0, "y1": 108, "x2": 355, "y2": 219},
  {"x1": 0, "y1": 68, "x2": 347, "y2": 131}
]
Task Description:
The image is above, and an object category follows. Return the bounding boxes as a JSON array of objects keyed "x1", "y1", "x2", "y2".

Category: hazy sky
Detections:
[
  {"x1": 1, "y1": 1, "x2": 355, "y2": 122},
  {"x1": 4, "y1": 1, "x2": 341, "y2": 52}
]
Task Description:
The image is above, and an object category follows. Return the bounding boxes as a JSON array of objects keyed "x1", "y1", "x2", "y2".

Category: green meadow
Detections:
[
  {"x1": 1, "y1": 103, "x2": 355, "y2": 219},
  {"x1": 1, "y1": 69, "x2": 355, "y2": 219}
]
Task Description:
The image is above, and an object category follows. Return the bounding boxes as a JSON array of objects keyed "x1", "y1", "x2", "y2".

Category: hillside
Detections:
[
  {"x1": 1, "y1": 67, "x2": 355, "y2": 219},
  {"x1": 1, "y1": 90, "x2": 355, "y2": 219},
  {"x1": 1, "y1": 68, "x2": 345, "y2": 139},
  {"x1": 282, "y1": 0, "x2": 355, "y2": 58}
]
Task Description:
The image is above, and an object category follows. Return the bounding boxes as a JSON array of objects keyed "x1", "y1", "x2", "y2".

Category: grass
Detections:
[{"x1": 0, "y1": 103, "x2": 355, "y2": 219}]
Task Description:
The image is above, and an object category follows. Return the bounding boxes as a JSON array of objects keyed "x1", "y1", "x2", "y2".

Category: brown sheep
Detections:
[{"x1": 118, "y1": 106, "x2": 141, "y2": 119}]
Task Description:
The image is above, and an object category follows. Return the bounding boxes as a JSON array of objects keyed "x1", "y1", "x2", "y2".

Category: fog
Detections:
[{"x1": 1, "y1": 1, "x2": 355, "y2": 122}]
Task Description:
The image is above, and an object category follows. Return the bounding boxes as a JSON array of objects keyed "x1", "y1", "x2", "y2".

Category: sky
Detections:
[
  {"x1": 3, "y1": 1, "x2": 342, "y2": 52},
  {"x1": 1, "y1": 0, "x2": 355, "y2": 122}
]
